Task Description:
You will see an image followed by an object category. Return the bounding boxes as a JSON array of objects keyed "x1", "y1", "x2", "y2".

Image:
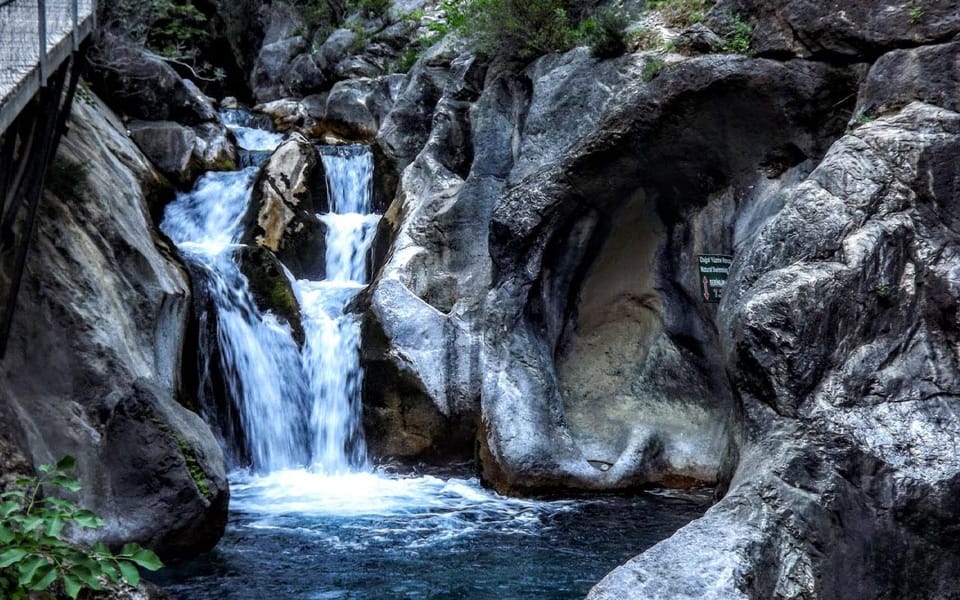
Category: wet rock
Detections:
[
  {"x1": 0, "y1": 92, "x2": 227, "y2": 559},
  {"x1": 361, "y1": 50, "x2": 490, "y2": 463},
  {"x1": 240, "y1": 133, "x2": 327, "y2": 279},
  {"x1": 235, "y1": 246, "x2": 306, "y2": 346},
  {"x1": 192, "y1": 122, "x2": 239, "y2": 173}
]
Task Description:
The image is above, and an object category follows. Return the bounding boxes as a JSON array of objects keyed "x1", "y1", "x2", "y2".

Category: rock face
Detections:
[
  {"x1": 0, "y1": 93, "x2": 228, "y2": 559},
  {"x1": 589, "y1": 100, "x2": 960, "y2": 600},
  {"x1": 358, "y1": 10, "x2": 960, "y2": 596},
  {"x1": 710, "y1": 0, "x2": 960, "y2": 59},
  {"x1": 365, "y1": 46, "x2": 857, "y2": 483}
]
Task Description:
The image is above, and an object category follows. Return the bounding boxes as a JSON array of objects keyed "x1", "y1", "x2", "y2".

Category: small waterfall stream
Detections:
[{"x1": 154, "y1": 115, "x2": 708, "y2": 600}]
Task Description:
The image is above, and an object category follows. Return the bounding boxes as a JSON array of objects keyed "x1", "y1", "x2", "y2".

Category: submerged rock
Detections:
[{"x1": 0, "y1": 92, "x2": 228, "y2": 559}]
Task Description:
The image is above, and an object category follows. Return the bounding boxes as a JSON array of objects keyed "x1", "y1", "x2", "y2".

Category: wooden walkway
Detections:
[{"x1": 0, "y1": 0, "x2": 95, "y2": 134}]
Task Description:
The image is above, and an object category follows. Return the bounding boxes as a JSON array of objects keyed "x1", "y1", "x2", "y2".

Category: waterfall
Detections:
[
  {"x1": 298, "y1": 146, "x2": 380, "y2": 473},
  {"x1": 161, "y1": 117, "x2": 379, "y2": 475}
]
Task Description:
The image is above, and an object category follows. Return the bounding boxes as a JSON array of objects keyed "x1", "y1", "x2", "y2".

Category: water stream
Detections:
[{"x1": 154, "y1": 116, "x2": 708, "y2": 599}]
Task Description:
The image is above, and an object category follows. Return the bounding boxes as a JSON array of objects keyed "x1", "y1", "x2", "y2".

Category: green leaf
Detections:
[
  {"x1": 129, "y1": 547, "x2": 164, "y2": 571},
  {"x1": 119, "y1": 543, "x2": 139, "y2": 557},
  {"x1": 62, "y1": 573, "x2": 82, "y2": 599},
  {"x1": 38, "y1": 464, "x2": 52, "y2": 474},
  {"x1": 26, "y1": 563, "x2": 56, "y2": 590},
  {"x1": 17, "y1": 554, "x2": 48, "y2": 586},
  {"x1": 55, "y1": 455, "x2": 77, "y2": 473},
  {"x1": 69, "y1": 564, "x2": 102, "y2": 590},
  {"x1": 0, "y1": 548, "x2": 28, "y2": 567},
  {"x1": 93, "y1": 542, "x2": 110, "y2": 555},
  {"x1": 99, "y1": 560, "x2": 119, "y2": 584},
  {"x1": 44, "y1": 516, "x2": 64, "y2": 537},
  {"x1": 42, "y1": 497, "x2": 76, "y2": 511},
  {"x1": 117, "y1": 560, "x2": 140, "y2": 587},
  {"x1": 1, "y1": 490, "x2": 26, "y2": 498},
  {"x1": 0, "y1": 523, "x2": 14, "y2": 543},
  {"x1": 20, "y1": 516, "x2": 44, "y2": 532},
  {"x1": 50, "y1": 476, "x2": 82, "y2": 492},
  {"x1": 0, "y1": 501, "x2": 20, "y2": 517},
  {"x1": 72, "y1": 510, "x2": 103, "y2": 529}
]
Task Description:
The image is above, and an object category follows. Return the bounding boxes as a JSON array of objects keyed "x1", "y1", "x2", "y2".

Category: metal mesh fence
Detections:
[{"x1": 0, "y1": 0, "x2": 94, "y2": 101}]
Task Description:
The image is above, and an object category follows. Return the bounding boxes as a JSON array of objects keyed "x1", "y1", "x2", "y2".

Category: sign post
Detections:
[{"x1": 697, "y1": 254, "x2": 732, "y2": 303}]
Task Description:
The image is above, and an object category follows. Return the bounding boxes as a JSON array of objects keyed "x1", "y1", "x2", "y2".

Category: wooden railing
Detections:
[{"x1": 0, "y1": 0, "x2": 96, "y2": 133}]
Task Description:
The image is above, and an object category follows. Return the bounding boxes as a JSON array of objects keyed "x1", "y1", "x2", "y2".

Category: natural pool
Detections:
[{"x1": 151, "y1": 467, "x2": 709, "y2": 600}]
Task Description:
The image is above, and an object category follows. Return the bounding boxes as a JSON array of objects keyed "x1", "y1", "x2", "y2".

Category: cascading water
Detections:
[
  {"x1": 154, "y1": 114, "x2": 708, "y2": 600},
  {"x1": 299, "y1": 146, "x2": 380, "y2": 472}
]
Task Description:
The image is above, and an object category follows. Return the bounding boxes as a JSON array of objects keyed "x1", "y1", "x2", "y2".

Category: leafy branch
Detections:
[{"x1": 0, "y1": 457, "x2": 163, "y2": 599}]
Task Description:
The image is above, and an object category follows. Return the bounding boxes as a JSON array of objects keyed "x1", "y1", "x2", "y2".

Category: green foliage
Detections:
[
  {"x1": 721, "y1": 16, "x2": 752, "y2": 53},
  {"x1": 581, "y1": 8, "x2": 630, "y2": 59},
  {"x1": 46, "y1": 158, "x2": 91, "y2": 200},
  {"x1": 0, "y1": 457, "x2": 163, "y2": 600},
  {"x1": 642, "y1": 56, "x2": 666, "y2": 81},
  {"x1": 147, "y1": 1, "x2": 209, "y2": 60},
  {"x1": 439, "y1": 0, "x2": 594, "y2": 60},
  {"x1": 389, "y1": 46, "x2": 425, "y2": 74},
  {"x1": 648, "y1": 0, "x2": 715, "y2": 29},
  {"x1": 908, "y1": 4, "x2": 924, "y2": 24}
]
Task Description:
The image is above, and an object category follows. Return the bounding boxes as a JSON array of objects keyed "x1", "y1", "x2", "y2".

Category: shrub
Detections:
[
  {"x1": 642, "y1": 56, "x2": 666, "y2": 81},
  {"x1": 721, "y1": 16, "x2": 752, "y2": 53},
  {"x1": 442, "y1": 0, "x2": 594, "y2": 60},
  {"x1": 0, "y1": 457, "x2": 163, "y2": 600},
  {"x1": 582, "y1": 8, "x2": 630, "y2": 59}
]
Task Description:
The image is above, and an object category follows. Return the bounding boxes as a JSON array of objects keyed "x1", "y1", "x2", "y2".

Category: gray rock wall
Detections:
[{"x1": 0, "y1": 91, "x2": 228, "y2": 559}]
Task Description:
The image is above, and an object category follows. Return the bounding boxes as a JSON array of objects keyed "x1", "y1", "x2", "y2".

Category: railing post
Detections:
[
  {"x1": 37, "y1": 0, "x2": 48, "y2": 86},
  {"x1": 72, "y1": 0, "x2": 79, "y2": 50}
]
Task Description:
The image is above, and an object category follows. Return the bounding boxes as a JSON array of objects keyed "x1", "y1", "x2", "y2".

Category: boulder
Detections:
[
  {"x1": 240, "y1": 134, "x2": 327, "y2": 279},
  {"x1": 127, "y1": 121, "x2": 237, "y2": 187},
  {"x1": 0, "y1": 92, "x2": 227, "y2": 559},
  {"x1": 255, "y1": 98, "x2": 309, "y2": 132},
  {"x1": 127, "y1": 121, "x2": 198, "y2": 186},
  {"x1": 319, "y1": 75, "x2": 405, "y2": 141},
  {"x1": 251, "y1": 36, "x2": 308, "y2": 103},
  {"x1": 854, "y1": 40, "x2": 960, "y2": 119},
  {"x1": 283, "y1": 53, "x2": 328, "y2": 97},
  {"x1": 192, "y1": 121, "x2": 239, "y2": 173},
  {"x1": 316, "y1": 28, "x2": 360, "y2": 68},
  {"x1": 376, "y1": 39, "x2": 467, "y2": 171},
  {"x1": 87, "y1": 33, "x2": 218, "y2": 124}
]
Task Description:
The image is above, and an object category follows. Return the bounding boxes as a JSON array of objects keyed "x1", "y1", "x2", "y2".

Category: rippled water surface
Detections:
[{"x1": 152, "y1": 469, "x2": 709, "y2": 600}]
